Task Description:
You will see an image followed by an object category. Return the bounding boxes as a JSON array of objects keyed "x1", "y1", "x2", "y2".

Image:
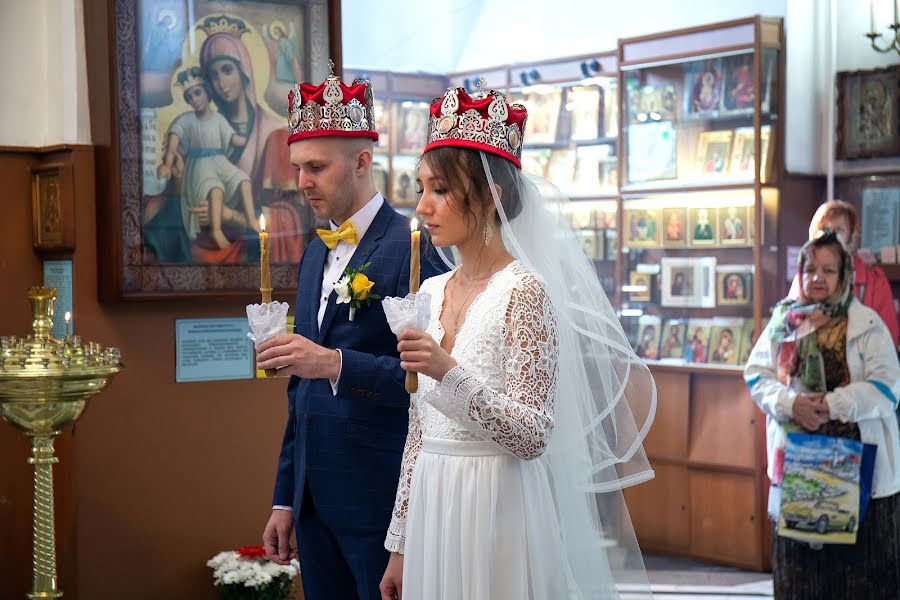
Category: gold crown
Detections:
[
  {"x1": 176, "y1": 67, "x2": 204, "y2": 91},
  {"x1": 197, "y1": 15, "x2": 248, "y2": 37},
  {"x1": 424, "y1": 83, "x2": 528, "y2": 168},
  {"x1": 286, "y1": 60, "x2": 378, "y2": 144}
]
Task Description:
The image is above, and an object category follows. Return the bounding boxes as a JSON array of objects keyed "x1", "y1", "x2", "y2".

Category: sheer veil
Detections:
[{"x1": 438, "y1": 150, "x2": 657, "y2": 597}]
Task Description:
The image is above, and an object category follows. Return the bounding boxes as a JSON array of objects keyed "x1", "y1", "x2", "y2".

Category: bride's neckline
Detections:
[{"x1": 437, "y1": 259, "x2": 518, "y2": 355}]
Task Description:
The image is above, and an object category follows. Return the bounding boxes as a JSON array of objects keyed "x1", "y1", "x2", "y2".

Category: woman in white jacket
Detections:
[{"x1": 744, "y1": 230, "x2": 899, "y2": 599}]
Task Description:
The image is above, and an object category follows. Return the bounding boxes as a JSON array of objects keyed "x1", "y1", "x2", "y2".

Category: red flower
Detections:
[{"x1": 236, "y1": 545, "x2": 267, "y2": 559}]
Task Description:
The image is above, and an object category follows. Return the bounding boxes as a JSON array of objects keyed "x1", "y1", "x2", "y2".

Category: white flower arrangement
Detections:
[{"x1": 207, "y1": 546, "x2": 299, "y2": 600}]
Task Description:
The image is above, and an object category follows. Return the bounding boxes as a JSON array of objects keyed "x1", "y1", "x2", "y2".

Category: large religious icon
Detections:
[
  {"x1": 94, "y1": 0, "x2": 334, "y2": 299},
  {"x1": 837, "y1": 65, "x2": 900, "y2": 159}
]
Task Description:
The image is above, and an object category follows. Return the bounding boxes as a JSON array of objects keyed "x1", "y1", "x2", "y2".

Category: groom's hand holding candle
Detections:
[
  {"x1": 398, "y1": 328, "x2": 457, "y2": 383},
  {"x1": 256, "y1": 334, "x2": 341, "y2": 380}
]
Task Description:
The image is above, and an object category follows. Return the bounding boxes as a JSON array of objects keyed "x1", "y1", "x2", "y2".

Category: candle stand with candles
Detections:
[{"x1": 0, "y1": 287, "x2": 122, "y2": 599}]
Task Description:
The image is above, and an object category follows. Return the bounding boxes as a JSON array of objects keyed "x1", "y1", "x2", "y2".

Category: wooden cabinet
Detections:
[
  {"x1": 625, "y1": 463, "x2": 690, "y2": 554},
  {"x1": 624, "y1": 365, "x2": 771, "y2": 571}
]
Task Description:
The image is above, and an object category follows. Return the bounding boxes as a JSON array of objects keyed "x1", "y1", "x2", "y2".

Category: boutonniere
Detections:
[{"x1": 334, "y1": 262, "x2": 380, "y2": 321}]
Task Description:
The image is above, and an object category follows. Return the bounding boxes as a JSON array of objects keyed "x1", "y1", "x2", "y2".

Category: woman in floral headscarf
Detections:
[
  {"x1": 744, "y1": 231, "x2": 900, "y2": 599},
  {"x1": 789, "y1": 199, "x2": 898, "y2": 346}
]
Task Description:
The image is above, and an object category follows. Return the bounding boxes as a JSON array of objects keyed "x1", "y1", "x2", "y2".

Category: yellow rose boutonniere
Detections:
[{"x1": 334, "y1": 262, "x2": 380, "y2": 321}]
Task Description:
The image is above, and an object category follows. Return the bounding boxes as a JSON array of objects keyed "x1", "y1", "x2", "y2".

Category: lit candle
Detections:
[
  {"x1": 259, "y1": 214, "x2": 271, "y2": 303},
  {"x1": 64, "y1": 311, "x2": 71, "y2": 338},
  {"x1": 409, "y1": 218, "x2": 421, "y2": 293},
  {"x1": 406, "y1": 218, "x2": 421, "y2": 394}
]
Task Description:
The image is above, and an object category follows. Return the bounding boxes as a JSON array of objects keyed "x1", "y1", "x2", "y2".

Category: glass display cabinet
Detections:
[{"x1": 616, "y1": 16, "x2": 785, "y2": 572}]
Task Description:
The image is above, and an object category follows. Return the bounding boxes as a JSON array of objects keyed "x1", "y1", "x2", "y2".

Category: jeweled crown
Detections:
[
  {"x1": 176, "y1": 66, "x2": 204, "y2": 91},
  {"x1": 425, "y1": 83, "x2": 528, "y2": 168},
  {"x1": 286, "y1": 60, "x2": 378, "y2": 144}
]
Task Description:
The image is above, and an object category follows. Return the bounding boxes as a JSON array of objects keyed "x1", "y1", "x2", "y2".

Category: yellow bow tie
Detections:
[{"x1": 316, "y1": 220, "x2": 359, "y2": 250}]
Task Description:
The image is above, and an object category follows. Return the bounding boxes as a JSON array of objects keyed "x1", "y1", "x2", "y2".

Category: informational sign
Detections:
[
  {"x1": 861, "y1": 187, "x2": 900, "y2": 250},
  {"x1": 785, "y1": 245, "x2": 802, "y2": 283},
  {"x1": 43, "y1": 260, "x2": 73, "y2": 339},
  {"x1": 175, "y1": 318, "x2": 254, "y2": 383}
]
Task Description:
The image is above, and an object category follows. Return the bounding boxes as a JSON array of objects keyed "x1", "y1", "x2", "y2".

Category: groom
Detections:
[{"x1": 256, "y1": 70, "x2": 446, "y2": 599}]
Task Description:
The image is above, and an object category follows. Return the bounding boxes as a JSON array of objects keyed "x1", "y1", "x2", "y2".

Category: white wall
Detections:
[
  {"x1": 342, "y1": 0, "x2": 788, "y2": 72},
  {"x1": 0, "y1": 0, "x2": 90, "y2": 146},
  {"x1": 839, "y1": 0, "x2": 900, "y2": 71},
  {"x1": 3, "y1": 0, "x2": 898, "y2": 168}
]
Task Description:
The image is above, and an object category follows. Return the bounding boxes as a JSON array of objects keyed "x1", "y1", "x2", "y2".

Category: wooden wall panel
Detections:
[
  {"x1": 643, "y1": 371, "x2": 690, "y2": 459},
  {"x1": 689, "y1": 469, "x2": 762, "y2": 569},
  {"x1": 625, "y1": 463, "x2": 690, "y2": 554},
  {"x1": 688, "y1": 375, "x2": 756, "y2": 469}
]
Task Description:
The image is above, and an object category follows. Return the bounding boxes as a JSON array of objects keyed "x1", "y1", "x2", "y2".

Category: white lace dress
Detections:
[{"x1": 384, "y1": 261, "x2": 572, "y2": 599}]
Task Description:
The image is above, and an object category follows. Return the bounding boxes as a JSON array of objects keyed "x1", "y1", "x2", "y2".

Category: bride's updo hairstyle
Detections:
[{"x1": 421, "y1": 85, "x2": 528, "y2": 233}]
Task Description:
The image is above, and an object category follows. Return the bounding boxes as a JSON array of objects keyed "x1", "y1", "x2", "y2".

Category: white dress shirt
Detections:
[
  {"x1": 317, "y1": 193, "x2": 384, "y2": 327},
  {"x1": 274, "y1": 193, "x2": 384, "y2": 513}
]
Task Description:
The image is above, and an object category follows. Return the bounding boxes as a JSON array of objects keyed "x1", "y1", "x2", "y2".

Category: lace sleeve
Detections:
[
  {"x1": 384, "y1": 394, "x2": 421, "y2": 554},
  {"x1": 427, "y1": 277, "x2": 559, "y2": 460}
]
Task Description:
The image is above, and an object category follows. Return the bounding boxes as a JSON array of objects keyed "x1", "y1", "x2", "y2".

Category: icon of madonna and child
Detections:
[{"x1": 140, "y1": 11, "x2": 314, "y2": 267}]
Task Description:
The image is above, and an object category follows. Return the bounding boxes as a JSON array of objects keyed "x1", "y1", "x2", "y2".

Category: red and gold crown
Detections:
[
  {"x1": 286, "y1": 60, "x2": 378, "y2": 144},
  {"x1": 424, "y1": 84, "x2": 527, "y2": 168}
]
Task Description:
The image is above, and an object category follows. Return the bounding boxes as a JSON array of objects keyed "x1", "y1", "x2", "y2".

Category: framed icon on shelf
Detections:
[
  {"x1": 659, "y1": 318, "x2": 688, "y2": 360},
  {"x1": 717, "y1": 206, "x2": 751, "y2": 246},
  {"x1": 628, "y1": 270, "x2": 652, "y2": 302},
  {"x1": 623, "y1": 208, "x2": 661, "y2": 248},
  {"x1": 696, "y1": 130, "x2": 734, "y2": 176},
  {"x1": 662, "y1": 206, "x2": 688, "y2": 247},
  {"x1": 688, "y1": 207, "x2": 717, "y2": 247},
  {"x1": 716, "y1": 265, "x2": 753, "y2": 307}
]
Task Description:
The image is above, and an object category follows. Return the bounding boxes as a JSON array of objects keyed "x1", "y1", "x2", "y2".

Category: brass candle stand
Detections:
[{"x1": 0, "y1": 287, "x2": 122, "y2": 599}]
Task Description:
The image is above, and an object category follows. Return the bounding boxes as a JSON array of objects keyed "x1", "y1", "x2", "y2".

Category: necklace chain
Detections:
[{"x1": 448, "y1": 256, "x2": 502, "y2": 334}]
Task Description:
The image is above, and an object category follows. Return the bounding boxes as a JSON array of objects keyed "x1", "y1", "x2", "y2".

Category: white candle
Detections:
[
  {"x1": 409, "y1": 218, "x2": 421, "y2": 293},
  {"x1": 259, "y1": 214, "x2": 271, "y2": 302},
  {"x1": 64, "y1": 311, "x2": 71, "y2": 338}
]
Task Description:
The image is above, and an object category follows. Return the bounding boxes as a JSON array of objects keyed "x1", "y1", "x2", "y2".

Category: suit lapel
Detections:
[
  {"x1": 316, "y1": 202, "x2": 394, "y2": 344},
  {"x1": 302, "y1": 240, "x2": 328, "y2": 340}
]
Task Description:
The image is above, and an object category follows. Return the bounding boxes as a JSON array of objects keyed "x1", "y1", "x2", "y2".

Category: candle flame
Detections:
[
  {"x1": 259, "y1": 214, "x2": 266, "y2": 232},
  {"x1": 410, "y1": 218, "x2": 418, "y2": 231},
  {"x1": 64, "y1": 311, "x2": 71, "y2": 322}
]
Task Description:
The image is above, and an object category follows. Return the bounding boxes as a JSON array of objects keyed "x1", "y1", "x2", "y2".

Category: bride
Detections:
[{"x1": 379, "y1": 86, "x2": 656, "y2": 599}]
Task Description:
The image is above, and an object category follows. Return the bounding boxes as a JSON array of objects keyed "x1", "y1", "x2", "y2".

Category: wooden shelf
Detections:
[
  {"x1": 880, "y1": 263, "x2": 900, "y2": 283},
  {"x1": 645, "y1": 361, "x2": 744, "y2": 376}
]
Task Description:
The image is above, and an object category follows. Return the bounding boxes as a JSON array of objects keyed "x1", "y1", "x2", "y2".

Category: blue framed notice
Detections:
[
  {"x1": 175, "y1": 318, "x2": 254, "y2": 383},
  {"x1": 43, "y1": 260, "x2": 73, "y2": 339}
]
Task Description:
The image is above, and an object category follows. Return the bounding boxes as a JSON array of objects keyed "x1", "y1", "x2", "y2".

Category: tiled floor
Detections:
[{"x1": 619, "y1": 554, "x2": 773, "y2": 599}]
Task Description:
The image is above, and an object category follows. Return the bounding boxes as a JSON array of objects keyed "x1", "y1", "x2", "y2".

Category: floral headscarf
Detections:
[{"x1": 768, "y1": 230, "x2": 854, "y2": 391}]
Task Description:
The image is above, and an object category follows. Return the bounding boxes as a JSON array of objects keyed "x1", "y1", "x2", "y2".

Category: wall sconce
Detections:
[
  {"x1": 866, "y1": 0, "x2": 900, "y2": 55},
  {"x1": 580, "y1": 59, "x2": 601, "y2": 79},
  {"x1": 463, "y1": 76, "x2": 486, "y2": 93},
  {"x1": 519, "y1": 69, "x2": 540, "y2": 87}
]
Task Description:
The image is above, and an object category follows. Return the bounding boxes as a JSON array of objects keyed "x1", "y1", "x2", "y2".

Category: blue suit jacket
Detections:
[{"x1": 273, "y1": 200, "x2": 447, "y2": 533}]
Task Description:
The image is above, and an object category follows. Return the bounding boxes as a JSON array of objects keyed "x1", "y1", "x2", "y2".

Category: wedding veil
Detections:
[{"x1": 436, "y1": 150, "x2": 657, "y2": 597}]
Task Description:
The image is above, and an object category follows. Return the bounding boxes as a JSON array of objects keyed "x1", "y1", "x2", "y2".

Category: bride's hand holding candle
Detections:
[{"x1": 398, "y1": 328, "x2": 456, "y2": 382}]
